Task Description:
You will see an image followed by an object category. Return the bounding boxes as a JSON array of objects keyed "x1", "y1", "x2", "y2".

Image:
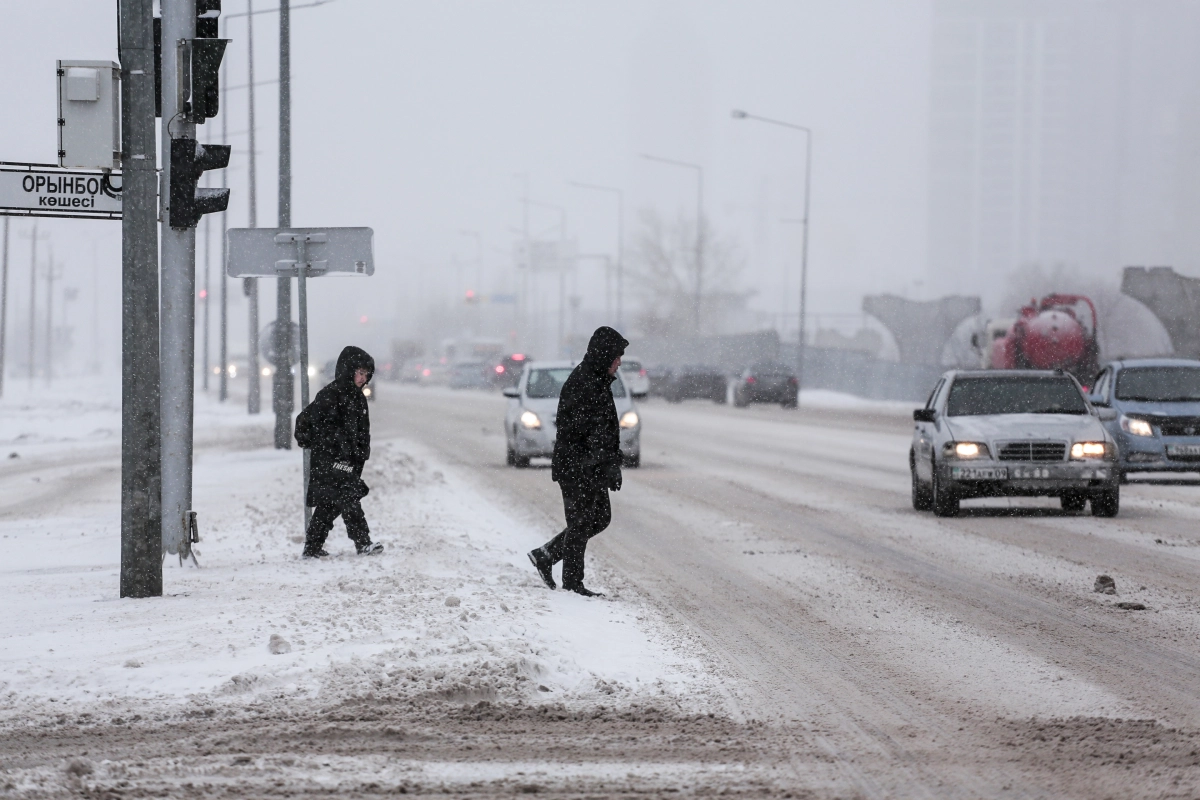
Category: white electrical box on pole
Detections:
[{"x1": 57, "y1": 60, "x2": 121, "y2": 171}]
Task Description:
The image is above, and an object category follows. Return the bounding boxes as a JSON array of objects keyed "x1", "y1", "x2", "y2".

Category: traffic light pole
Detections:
[
  {"x1": 272, "y1": 0, "x2": 294, "y2": 449},
  {"x1": 119, "y1": 0, "x2": 163, "y2": 597},
  {"x1": 159, "y1": 0, "x2": 198, "y2": 561}
]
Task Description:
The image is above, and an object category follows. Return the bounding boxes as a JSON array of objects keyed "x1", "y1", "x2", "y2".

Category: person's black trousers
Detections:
[
  {"x1": 540, "y1": 479, "x2": 611, "y2": 588},
  {"x1": 304, "y1": 487, "x2": 371, "y2": 553}
]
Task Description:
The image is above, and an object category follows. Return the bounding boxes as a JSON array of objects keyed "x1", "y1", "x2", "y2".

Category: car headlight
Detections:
[
  {"x1": 362, "y1": 387, "x2": 372, "y2": 398},
  {"x1": 520, "y1": 410, "x2": 541, "y2": 429},
  {"x1": 261, "y1": 366, "x2": 272, "y2": 377},
  {"x1": 1120, "y1": 414, "x2": 1154, "y2": 437},
  {"x1": 1070, "y1": 441, "x2": 1109, "y2": 459},
  {"x1": 227, "y1": 364, "x2": 238, "y2": 378},
  {"x1": 620, "y1": 410, "x2": 639, "y2": 429},
  {"x1": 943, "y1": 441, "x2": 989, "y2": 459}
]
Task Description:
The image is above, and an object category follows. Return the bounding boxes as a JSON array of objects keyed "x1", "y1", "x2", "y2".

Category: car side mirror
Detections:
[
  {"x1": 1096, "y1": 407, "x2": 1118, "y2": 421},
  {"x1": 502, "y1": 387, "x2": 520, "y2": 398},
  {"x1": 913, "y1": 408, "x2": 936, "y2": 423},
  {"x1": 1090, "y1": 397, "x2": 1109, "y2": 407},
  {"x1": 632, "y1": 391, "x2": 648, "y2": 400}
]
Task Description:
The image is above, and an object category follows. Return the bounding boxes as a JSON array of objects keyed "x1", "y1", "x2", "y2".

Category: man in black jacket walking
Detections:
[
  {"x1": 528, "y1": 326, "x2": 629, "y2": 596},
  {"x1": 295, "y1": 345, "x2": 383, "y2": 558}
]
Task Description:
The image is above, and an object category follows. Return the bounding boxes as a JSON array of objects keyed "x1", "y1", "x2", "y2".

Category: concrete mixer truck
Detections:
[{"x1": 976, "y1": 294, "x2": 1100, "y2": 385}]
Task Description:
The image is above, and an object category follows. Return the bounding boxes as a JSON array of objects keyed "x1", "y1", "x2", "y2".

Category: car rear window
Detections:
[
  {"x1": 946, "y1": 377, "x2": 1088, "y2": 416},
  {"x1": 525, "y1": 368, "x2": 627, "y2": 399},
  {"x1": 1115, "y1": 367, "x2": 1200, "y2": 402},
  {"x1": 750, "y1": 362, "x2": 791, "y2": 375},
  {"x1": 621, "y1": 360, "x2": 642, "y2": 372}
]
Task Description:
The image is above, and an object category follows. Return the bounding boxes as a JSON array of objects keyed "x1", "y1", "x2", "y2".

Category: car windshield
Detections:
[
  {"x1": 525, "y1": 368, "x2": 627, "y2": 399},
  {"x1": 945, "y1": 376, "x2": 1088, "y2": 416},
  {"x1": 1115, "y1": 367, "x2": 1200, "y2": 402}
]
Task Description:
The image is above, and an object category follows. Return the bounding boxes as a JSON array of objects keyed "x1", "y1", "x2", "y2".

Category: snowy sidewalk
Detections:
[{"x1": 0, "y1": 387, "x2": 718, "y2": 722}]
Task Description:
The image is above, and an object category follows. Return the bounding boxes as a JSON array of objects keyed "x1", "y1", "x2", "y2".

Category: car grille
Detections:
[
  {"x1": 997, "y1": 441, "x2": 1067, "y2": 462},
  {"x1": 1152, "y1": 416, "x2": 1200, "y2": 437}
]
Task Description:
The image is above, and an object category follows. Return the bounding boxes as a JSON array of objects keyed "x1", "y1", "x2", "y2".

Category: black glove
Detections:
[{"x1": 606, "y1": 462, "x2": 622, "y2": 492}]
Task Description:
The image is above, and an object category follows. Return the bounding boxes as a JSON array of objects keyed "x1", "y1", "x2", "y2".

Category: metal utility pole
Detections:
[
  {"x1": 44, "y1": 247, "x2": 59, "y2": 384},
  {"x1": 119, "y1": 0, "x2": 163, "y2": 597},
  {"x1": 640, "y1": 154, "x2": 703, "y2": 334},
  {"x1": 22, "y1": 224, "x2": 49, "y2": 383},
  {"x1": 245, "y1": 0, "x2": 261, "y2": 413},
  {"x1": 568, "y1": 181, "x2": 624, "y2": 329},
  {"x1": 731, "y1": 110, "x2": 812, "y2": 403},
  {"x1": 0, "y1": 217, "x2": 8, "y2": 398},
  {"x1": 159, "y1": 0, "x2": 198, "y2": 560},
  {"x1": 202, "y1": 201, "x2": 211, "y2": 391},
  {"x1": 273, "y1": 0, "x2": 294, "y2": 449},
  {"x1": 219, "y1": 101, "x2": 228, "y2": 401}
]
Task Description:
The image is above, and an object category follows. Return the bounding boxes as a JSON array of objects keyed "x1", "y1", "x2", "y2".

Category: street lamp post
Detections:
[
  {"x1": 731, "y1": 109, "x2": 812, "y2": 404},
  {"x1": 567, "y1": 181, "x2": 624, "y2": 330},
  {"x1": 639, "y1": 154, "x2": 704, "y2": 334}
]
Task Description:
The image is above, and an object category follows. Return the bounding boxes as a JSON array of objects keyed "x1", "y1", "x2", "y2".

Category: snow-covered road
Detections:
[{"x1": 4, "y1": 380, "x2": 1200, "y2": 797}]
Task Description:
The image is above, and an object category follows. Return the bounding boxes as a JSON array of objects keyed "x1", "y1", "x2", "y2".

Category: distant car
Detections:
[
  {"x1": 619, "y1": 356, "x2": 650, "y2": 397},
  {"x1": 663, "y1": 365, "x2": 726, "y2": 404},
  {"x1": 911, "y1": 369, "x2": 1119, "y2": 517},
  {"x1": 489, "y1": 353, "x2": 531, "y2": 389},
  {"x1": 645, "y1": 365, "x2": 673, "y2": 398},
  {"x1": 733, "y1": 362, "x2": 798, "y2": 408},
  {"x1": 1089, "y1": 358, "x2": 1200, "y2": 480},
  {"x1": 503, "y1": 360, "x2": 641, "y2": 468},
  {"x1": 449, "y1": 362, "x2": 489, "y2": 389}
]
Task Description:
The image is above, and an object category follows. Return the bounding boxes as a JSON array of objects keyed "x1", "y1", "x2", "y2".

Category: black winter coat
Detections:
[
  {"x1": 295, "y1": 345, "x2": 374, "y2": 506},
  {"x1": 551, "y1": 326, "x2": 629, "y2": 489}
]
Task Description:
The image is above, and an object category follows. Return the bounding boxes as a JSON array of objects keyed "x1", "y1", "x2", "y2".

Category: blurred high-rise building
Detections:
[{"x1": 928, "y1": 0, "x2": 1200, "y2": 302}]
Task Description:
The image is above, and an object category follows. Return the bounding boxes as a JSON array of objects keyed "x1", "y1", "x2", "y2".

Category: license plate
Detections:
[
  {"x1": 1167, "y1": 444, "x2": 1200, "y2": 456},
  {"x1": 1010, "y1": 466, "x2": 1056, "y2": 479},
  {"x1": 951, "y1": 466, "x2": 1008, "y2": 480}
]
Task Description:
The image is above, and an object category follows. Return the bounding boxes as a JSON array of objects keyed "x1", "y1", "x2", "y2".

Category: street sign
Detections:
[
  {"x1": 0, "y1": 162, "x2": 122, "y2": 220},
  {"x1": 260, "y1": 321, "x2": 300, "y2": 367},
  {"x1": 225, "y1": 227, "x2": 374, "y2": 278}
]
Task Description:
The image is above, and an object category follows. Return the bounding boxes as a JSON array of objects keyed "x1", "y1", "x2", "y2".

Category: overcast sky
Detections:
[{"x1": 1, "y1": 0, "x2": 931, "y2": 368}]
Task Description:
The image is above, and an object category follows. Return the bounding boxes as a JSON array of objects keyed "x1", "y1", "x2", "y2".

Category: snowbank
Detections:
[{"x1": 0, "y1": 387, "x2": 719, "y2": 723}]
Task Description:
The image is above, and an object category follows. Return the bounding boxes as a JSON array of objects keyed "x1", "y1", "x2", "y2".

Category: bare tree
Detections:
[{"x1": 629, "y1": 208, "x2": 743, "y2": 336}]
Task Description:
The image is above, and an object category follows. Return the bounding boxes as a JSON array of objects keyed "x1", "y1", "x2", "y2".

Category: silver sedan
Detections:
[
  {"x1": 503, "y1": 360, "x2": 642, "y2": 468},
  {"x1": 910, "y1": 370, "x2": 1120, "y2": 517}
]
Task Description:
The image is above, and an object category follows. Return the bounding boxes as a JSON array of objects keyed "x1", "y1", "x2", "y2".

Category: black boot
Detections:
[
  {"x1": 563, "y1": 583, "x2": 604, "y2": 597},
  {"x1": 302, "y1": 548, "x2": 329, "y2": 559},
  {"x1": 527, "y1": 548, "x2": 556, "y2": 590}
]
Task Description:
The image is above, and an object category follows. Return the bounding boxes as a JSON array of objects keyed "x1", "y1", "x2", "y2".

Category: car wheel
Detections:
[
  {"x1": 931, "y1": 463, "x2": 959, "y2": 517},
  {"x1": 911, "y1": 459, "x2": 933, "y2": 511},
  {"x1": 782, "y1": 397, "x2": 798, "y2": 409},
  {"x1": 1060, "y1": 492, "x2": 1086, "y2": 513},
  {"x1": 623, "y1": 452, "x2": 640, "y2": 468},
  {"x1": 1091, "y1": 486, "x2": 1120, "y2": 517},
  {"x1": 713, "y1": 392, "x2": 726, "y2": 404},
  {"x1": 506, "y1": 445, "x2": 516, "y2": 466},
  {"x1": 733, "y1": 392, "x2": 748, "y2": 408},
  {"x1": 513, "y1": 454, "x2": 531, "y2": 468},
  {"x1": 1119, "y1": 470, "x2": 1129, "y2": 485}
]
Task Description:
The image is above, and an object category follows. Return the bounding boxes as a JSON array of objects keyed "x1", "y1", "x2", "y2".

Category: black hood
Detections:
[
  {"x1": 581, "y1": 326, "x2": 628, "y2": 375},
  {"x1": 335, "y1": 345, "x2": 375, "y2": 387}
]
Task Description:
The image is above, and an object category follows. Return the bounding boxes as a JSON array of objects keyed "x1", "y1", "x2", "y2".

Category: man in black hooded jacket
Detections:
[
  {"x1": 294, "y1": 345, "x2": 383, "y2": 557},
  {"x1": 528, "y1": 326, "x2": 629, "y2": 596}
]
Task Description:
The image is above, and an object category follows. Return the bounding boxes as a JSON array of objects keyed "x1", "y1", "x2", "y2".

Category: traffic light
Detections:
[
  {"x1": 169, "y1": 137, "x2": 230, "y2": 229},
  {"x1": 154, "y1": 1, "x2": 228, "y2": 122}
]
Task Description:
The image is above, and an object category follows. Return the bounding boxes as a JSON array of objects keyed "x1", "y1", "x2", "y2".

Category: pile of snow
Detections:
[{"x1": 0, "y1": 388, "x2": 720, "y2": 722}]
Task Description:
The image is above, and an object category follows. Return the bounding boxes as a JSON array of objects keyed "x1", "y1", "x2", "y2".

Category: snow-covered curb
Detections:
[{"x1": 0, "y1": 391, "x2": 723, "y2": 722}]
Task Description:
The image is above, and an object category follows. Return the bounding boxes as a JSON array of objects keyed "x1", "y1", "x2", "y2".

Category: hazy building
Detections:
[{"x1": 928, "y1": 0, "x2": 1200, "y2": 304}]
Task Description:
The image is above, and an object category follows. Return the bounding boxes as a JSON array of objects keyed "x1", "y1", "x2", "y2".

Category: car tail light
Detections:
[
  {"x1": 746, "y1": 376, "x2": 756, "y2": 384},
  {"x1": 788, "y1": 377, "x2": 798, "y2": 385},
  {"x1": 495, "y1": 365, "x2": 505, "y2": 374},
  {"x1": 639, "y1": 369, "x2": 647, "y2": 377},
  {"x1": 422, "y1": 368, "x2": 431, "y2": 377}
]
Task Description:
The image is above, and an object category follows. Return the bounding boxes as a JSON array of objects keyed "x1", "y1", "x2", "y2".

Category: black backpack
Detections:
[{"x1": 294, "y1": 403, "x2": 316, "y2": 449}]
